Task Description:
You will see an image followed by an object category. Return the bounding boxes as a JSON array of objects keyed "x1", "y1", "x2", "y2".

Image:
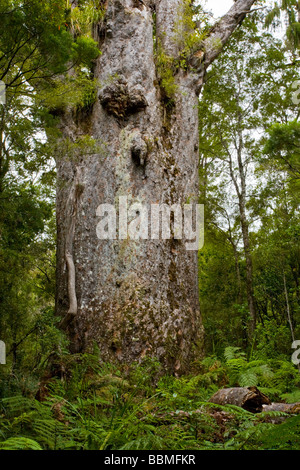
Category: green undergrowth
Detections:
[{"x1": 0, "y1": 347, "x2": 300, "y2": 450}]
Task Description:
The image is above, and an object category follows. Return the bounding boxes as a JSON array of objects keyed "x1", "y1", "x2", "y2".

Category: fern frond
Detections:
[
  {"x1": 0, "y1": 437, "x2": 42, "y2": 450},
  {"x1": 238, "y1": 370, "x2": 258, "y2": 387},
  {"x1": 224, "y1": 346, "x2": 245, "y2": 362}
]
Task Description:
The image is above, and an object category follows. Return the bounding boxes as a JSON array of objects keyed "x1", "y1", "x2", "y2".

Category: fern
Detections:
[
  {"x1": 1, "y1": 396, "x2": 38, "y2": 417},
  {"x1": 0, "y1": 437, "x2": 42, "y2": 450},
  {"x1": 1, "y1": 352, "x2": 299, "y2": 451},
  {"x1": 224, "y1": 346, "x2": 245, "y2": 362},
  {"x1": 238, "y1": 370, "x2": 258, "y2": 387},
  {"x1": 258, "y1": 415, "x2": 300, "y2": 450},
  {"x1": 281, "y1": 389, "x2": 300, "y2": 404},
  {"x1": 120, "y1": 434, "x2": 165, "y2": 450}
]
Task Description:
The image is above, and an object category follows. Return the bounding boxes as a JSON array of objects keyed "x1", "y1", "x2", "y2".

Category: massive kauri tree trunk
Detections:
[{"x1": 56, "y1": 0, "x2": 257, "y2": 373}]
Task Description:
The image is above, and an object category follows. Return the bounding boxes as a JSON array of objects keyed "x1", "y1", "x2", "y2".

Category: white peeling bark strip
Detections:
[
  {"x1": 65, "y1": 167, "x2": 82, "y2": 315},
  {"x1": 66, "y1": 251, "x2": 77, "y2": 315}
]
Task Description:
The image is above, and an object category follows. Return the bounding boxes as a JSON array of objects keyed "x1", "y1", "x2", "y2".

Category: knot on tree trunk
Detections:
[
  {"x1": 130, "y1": 130, "x2": 148, "y2": 166},
  {"x1": 99, "y1": 78, "x2": 148, "y2": 118}
]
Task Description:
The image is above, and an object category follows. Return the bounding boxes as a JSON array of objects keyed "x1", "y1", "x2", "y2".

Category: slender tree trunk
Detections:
[
  {"x1": 233, "y1": 243, "x2": 242, "y2": 304},
  {"x1": 239, "y1": 199, "x2": 256, "y2": 335},
  {"x1": 56, "y1": 0, "x2": 257, "y2": 373},
  {"x1": 235, "y1": 118, "x2": 256, "y2": 336},
  {"x1": 283, "y1": 270, "x2": 295, "y2": 343}
]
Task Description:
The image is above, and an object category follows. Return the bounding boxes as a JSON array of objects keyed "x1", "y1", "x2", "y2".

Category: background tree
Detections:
[
  {"x1": 0, "y1": 0, "x2": 99, "y2": 381},
  {"x1": 198, "y1": 12, "x2": 300, "y2": 355}
]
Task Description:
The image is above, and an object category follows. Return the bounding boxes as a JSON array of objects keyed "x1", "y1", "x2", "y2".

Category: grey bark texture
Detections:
[
  {"x1": 262, "y1": 402, "x2": 300, "y2": 413},
  {"x1": 56, "y1": 0, "x2": 257, "y2": 373}
]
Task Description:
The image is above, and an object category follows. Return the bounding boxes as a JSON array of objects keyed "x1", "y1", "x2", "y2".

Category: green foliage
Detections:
[
  {"x1": 257, "y1": 414, "x2": 300, "y2": 449},
  {"x1": 198, "y1": 12, "x2": 300, "y2": 357},
  {"x1": 0, "y1": 0, "x2": 72, "y2": 86},
  {"x1": 265, "y1": 0, "x2": 300, "y2": 50},
  {"x1": 0, "y1": 0, "x2": 299, "y2": 454},
  {"x1": 224, "y1": 412, "x2": 300, "y2": 450},
  {"x1": 0, "y1": 0, "x2": 102, "y2": 388},
  {"x1": 282, "y1": 389, "x2": 300, "y2": 403},
  {"x1": 66, "y1": 0, "x2": 105, "y2": 37},
  {"x1": 72, "y1": 36, "x2": 101, "y2": 69},
  {"x1": 0, "y1": 0, "x2": 101, "y2": 91},
  {"x1": 0, "y1": 437, "x2": 43, "y2": 450},
  {"x1": 263, "y1": 120, "x2": 300, "y2": 183},
  {"x1": 38, "y1": 74, "x2": 99, "y2": 112},
  {"x1": 172, "y1": 0, "x2": 209, "y2": 67},
  {"x1": 254, "y1": 321, "x2": 292, "y2": 359},
  {"x1": 221, "y1": 346, "x2": 300, "y2": 401},
  {"x1": 1, "y1": 350, "x2": 300, "y2": 450},
  {"x1": 154, "y1": 39, "x2": 178, "y2": 101},
  {"x1": 154, "y1": 1, "x2": 209, "y2": 101}
]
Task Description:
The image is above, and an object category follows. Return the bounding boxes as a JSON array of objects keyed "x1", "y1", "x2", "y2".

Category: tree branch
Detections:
[
  {"x1": 191, "y1": 0, "x2": 258, "y2": 77},
  {"x1": 204, "y1": 0, "x2": 258, "y2": 68}
]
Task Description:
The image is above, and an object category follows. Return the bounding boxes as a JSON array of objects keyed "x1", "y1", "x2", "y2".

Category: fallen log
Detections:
[
  {"x1": 262, "y1": 402, "x2": 300, "y2": 414},
  {"x1": 260, "y1": 402, "x2": 300, "y2": 423},
  {"x1": 209, "y1": 386, "x2": 271, "y2": 413}
]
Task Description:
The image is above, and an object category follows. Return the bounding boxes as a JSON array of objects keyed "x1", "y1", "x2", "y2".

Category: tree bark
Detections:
[
  {"x1": 210, "y1": 386, "x2": 271, "y2": 413},
  {"x1": 56, "y1": 0, "x2": 257, "y2": 373}
]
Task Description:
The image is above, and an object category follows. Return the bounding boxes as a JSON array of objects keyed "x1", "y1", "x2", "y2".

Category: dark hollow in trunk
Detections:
[{"x1": 209, "y1": 386, "x2": 271, "y2": 413}]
